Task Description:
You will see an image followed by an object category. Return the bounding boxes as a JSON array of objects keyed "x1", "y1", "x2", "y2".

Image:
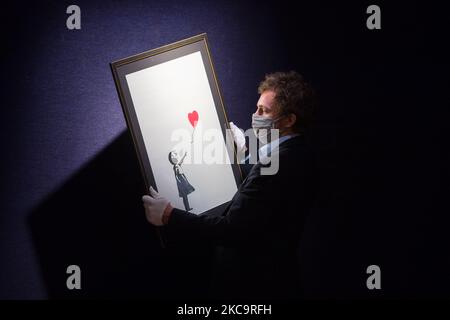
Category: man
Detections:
[{"x1": 143, "y1": 71, "x2": 317, "y2": 299}]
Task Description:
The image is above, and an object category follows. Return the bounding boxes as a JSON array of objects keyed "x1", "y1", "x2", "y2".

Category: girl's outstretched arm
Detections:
[{"x1": 179, "y1": 151, "x2": 187, "y2": 165}]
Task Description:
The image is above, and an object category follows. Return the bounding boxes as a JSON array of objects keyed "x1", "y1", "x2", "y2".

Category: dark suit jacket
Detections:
[{"x1": 163, "y1": 135, "x2": 316, "y2": 299}]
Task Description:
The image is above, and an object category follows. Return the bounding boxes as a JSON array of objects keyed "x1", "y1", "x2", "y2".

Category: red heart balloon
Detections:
[{"x1": 188, "y1": 110, "x2": 199, "y2": 128}]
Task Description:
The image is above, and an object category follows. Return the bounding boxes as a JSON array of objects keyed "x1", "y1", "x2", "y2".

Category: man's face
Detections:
[
  {"x1": 254, "y1": 90, "x2": 296, "y2": 136},
  {"x1": 254, "y1": 90, "x2": 279, "y2": 118}
]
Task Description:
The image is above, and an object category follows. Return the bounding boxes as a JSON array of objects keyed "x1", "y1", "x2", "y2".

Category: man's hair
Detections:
[{"x1": 258, "y1": 71, "x2": 317, "y2": 133}]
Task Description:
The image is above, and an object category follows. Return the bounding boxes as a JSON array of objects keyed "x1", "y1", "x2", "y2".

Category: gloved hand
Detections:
[
  {"x1": 142, "y1": 186, "x2": 171, "y2": 226},
  {"x1": 229, "y1": 122, "x2": 247, "y2": 154}
]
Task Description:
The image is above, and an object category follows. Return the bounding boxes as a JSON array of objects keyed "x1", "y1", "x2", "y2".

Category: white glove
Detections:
[
  {"x1": 229, "y1": 122, "x2": 247, "y2": 153},
  {"x1": 142, "y1": 186, "x2": 170, "y2": 226}
]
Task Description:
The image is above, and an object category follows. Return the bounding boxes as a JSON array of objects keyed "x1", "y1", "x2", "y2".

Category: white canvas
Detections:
[{"x1": 125, "y1": 51, "x2": 237, "y2": 214}]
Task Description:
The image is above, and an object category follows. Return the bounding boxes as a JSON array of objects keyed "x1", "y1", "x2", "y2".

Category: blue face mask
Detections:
[{"x1": 252, "y1": 114, "x2": 284, "y2": 142}]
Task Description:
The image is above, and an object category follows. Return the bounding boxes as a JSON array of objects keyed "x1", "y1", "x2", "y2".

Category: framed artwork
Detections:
[{"x1": 110, "y1": 33, "x2": 242, "y2": 215}]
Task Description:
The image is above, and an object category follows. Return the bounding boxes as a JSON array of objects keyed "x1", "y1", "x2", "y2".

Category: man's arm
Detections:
[{"x1": 162, "y1": 165, "x2": 276, "y2": 247}]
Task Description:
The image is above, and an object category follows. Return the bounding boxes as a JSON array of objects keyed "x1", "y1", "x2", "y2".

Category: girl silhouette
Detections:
[{"x1": 168, "y1": 150, "x2": 195, "y2": 211}]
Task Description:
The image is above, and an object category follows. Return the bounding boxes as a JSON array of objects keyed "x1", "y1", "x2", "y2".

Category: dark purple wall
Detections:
[{"x1": 1, "y1": 0, "x2": 448, "y2": 299}]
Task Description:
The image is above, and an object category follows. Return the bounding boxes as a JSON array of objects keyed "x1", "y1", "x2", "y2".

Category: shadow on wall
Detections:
[{"x1": 28, "y1": 131, "x2": 213, "y2": 299}]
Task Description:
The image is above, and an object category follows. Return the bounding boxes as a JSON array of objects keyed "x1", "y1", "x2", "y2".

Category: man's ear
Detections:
[{"x1": 285, "y1": 113, "x2": 297, "y2": 128}]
